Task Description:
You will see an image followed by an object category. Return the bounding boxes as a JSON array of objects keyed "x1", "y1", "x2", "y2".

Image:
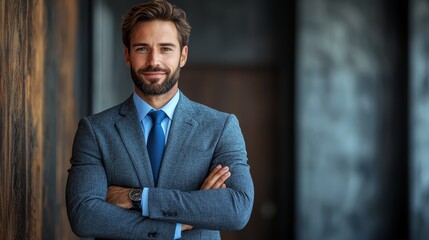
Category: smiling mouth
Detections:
[
  {"x1": 143, "y1": 71, "x2": 165, "y2": 76},
  {"x1": 142, "y1": 72, "x2": 165, "y2": 83},
  {"x1": 138, "y1": 66, "x2": 168, "y2": 81}
]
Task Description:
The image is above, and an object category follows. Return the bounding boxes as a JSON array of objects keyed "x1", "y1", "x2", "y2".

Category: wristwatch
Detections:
[{"x1": 129, "y1": 188, "x2": 142, "y2": 209}]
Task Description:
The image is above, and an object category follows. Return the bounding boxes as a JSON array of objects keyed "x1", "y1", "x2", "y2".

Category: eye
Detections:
[
  {"x1": 136, "y1": 47, "x2": 149, "y2": 52},
  {"x1": 161, "y1": 47, "x2": 173, "y2": 52}
]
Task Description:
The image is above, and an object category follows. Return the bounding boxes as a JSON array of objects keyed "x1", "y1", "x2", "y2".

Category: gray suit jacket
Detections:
[{"x1": 66, "y1": 91, "x2": 254, "y2": 240}]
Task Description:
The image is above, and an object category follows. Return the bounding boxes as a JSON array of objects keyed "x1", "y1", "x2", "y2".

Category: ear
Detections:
[
  {"x1": 124, "y1": 47, "x2": 131, "y2": 66},
  {"x1": 179, "y1": 46, "x2": 188, "y2": 68}
]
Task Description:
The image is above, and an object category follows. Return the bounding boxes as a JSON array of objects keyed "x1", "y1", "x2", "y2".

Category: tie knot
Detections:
[{"x1": 148, "y1": 110, "x2": 166, "y2": 124}]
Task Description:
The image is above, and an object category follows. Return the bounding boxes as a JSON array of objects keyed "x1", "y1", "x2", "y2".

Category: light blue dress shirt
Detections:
[{"x1": 132, "y1": 90, "x2": 182, "y2": 239}]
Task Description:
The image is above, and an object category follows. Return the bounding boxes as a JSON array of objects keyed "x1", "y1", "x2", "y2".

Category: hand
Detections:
[
  {"x1": 200, "y1": 165, "x2": 231, "y2": 190},
  {"x1": 182, "y1": 224, "x2": 193, "y2": 231},
  {"x1": 181, "y1": 165, "x2": 231, "y2": 232},
  {"x1": 106, "y1": 186, "x2": 133, "y2": 209}
]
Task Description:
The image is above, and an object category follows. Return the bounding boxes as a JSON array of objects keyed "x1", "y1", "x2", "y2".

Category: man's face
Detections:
[{"x1": 125, "y1": 20, "x2": 188, "y2": 96}]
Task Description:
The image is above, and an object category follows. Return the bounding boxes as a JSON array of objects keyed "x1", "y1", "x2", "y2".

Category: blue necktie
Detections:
[{"x1": 147, "y1": 110, "x2": 167, "y2": 185}]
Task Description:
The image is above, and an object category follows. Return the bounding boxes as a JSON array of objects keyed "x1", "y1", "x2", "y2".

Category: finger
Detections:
[
  {"x1": 200, "y1": 165, "x2": 222, "y2": 189},
  {"x1": 211, "y1": 171, "x2": 231, "y2": 189},
  {"x1": 205, "y1": 165, "x2": 222, "y2": 181},
  {"x1": 201, "y1": 166, "x2": 228, "y2": 189},
  {"x1": 221, "y1": 184, "x2": 226, "y2": 188},
  {"x1": 201, "y1": 166, "x2": 229, "y2": 190}
]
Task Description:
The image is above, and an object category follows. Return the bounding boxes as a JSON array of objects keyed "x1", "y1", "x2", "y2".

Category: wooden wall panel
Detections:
[
  {"x1": 1, "y1": 0, "x2": 45, "y2": 239},
  {"x1": 0, "y1": 0, "x2": 79, "y2": 239}
]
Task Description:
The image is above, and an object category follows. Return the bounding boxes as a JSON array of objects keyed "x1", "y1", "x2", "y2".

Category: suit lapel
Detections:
[
  {"x1": 115, "y1": 96, "x2": 155, "y2": 187},
  {"x1": 157, "y1": 93, "x2": 198, "y2": 187}
]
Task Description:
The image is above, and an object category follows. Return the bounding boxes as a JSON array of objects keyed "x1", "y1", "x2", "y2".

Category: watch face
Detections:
[{"x1": 129, "y1": 189, "x2": 142, "y2": 201}]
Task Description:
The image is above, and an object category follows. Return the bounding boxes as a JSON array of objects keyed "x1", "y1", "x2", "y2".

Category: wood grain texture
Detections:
[
  {"x1": 1, "y1": 0, "x2": 78, "y2": 239},
  {"x1": 26, "y1": 1, "x2": 45, "y2": 238},
  {"x1": 1, "y1": 0, "x2": 45, "y2": 239}
]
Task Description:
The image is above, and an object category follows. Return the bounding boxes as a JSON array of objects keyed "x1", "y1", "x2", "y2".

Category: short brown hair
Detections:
[{"x1": 121, "y1": 0, "x2": 191, "y2": 50}]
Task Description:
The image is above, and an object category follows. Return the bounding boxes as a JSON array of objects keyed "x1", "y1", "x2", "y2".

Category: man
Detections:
[{"x1": 66, "y1": 0, "x2": 254, "y2": 239}]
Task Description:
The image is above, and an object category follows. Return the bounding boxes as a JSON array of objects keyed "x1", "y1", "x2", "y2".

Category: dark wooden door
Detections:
[{"x1": 180, "y1": 65, "x2": 279, "y2": 240}]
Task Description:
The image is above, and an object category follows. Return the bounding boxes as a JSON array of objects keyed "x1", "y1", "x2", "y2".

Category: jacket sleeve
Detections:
[
  {"x1": 66, "y1": 117, "x2": 176, "y2": 240},
  {"x1": 147, "y1": 114, "x2": 255, "y2": 230}
]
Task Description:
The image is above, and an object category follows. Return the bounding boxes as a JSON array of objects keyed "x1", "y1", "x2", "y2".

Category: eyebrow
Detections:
[{"x1": 131, "y1": 43, "x2": 177, "y2": 48}]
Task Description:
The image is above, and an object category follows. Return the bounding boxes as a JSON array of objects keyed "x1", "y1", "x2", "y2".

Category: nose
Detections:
[{"x1": 148, "y1": 50, "x2": 160, "y2": 67}]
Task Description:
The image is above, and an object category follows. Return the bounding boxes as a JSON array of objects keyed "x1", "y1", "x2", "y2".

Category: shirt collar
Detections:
[{"x1": 132, "y1": 90, "x2": 180, "y2": 121}]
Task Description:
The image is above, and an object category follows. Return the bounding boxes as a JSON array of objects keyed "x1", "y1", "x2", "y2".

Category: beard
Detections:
[{"x1": 130, "y1": 64, "x2": 180, "y2": 95}]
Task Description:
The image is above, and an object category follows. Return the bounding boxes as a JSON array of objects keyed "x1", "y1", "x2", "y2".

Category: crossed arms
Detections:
[
  {"x1": 107, "y1": 164, "x2": 232, "y2": 232},
  {"x1": 66, "y1": 114, "x2": 254, "y2": 239}
]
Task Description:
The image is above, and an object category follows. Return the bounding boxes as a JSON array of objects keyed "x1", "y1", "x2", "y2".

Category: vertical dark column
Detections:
[
  {"x1": 377, "y1": 0, "x2": 409, "y2": 239},
  {"x1": 271, "y1": 0, "x2": 297, "y2": 239},
  {"x1": 296, "y1": 0, "x2": 409, "y2": 239},
  {"x1": 75, "y1": 0, "x2": 93, "y2": 117},
  {"x1": 43, "y1": 1, "x2": 58, "y2": 238}
]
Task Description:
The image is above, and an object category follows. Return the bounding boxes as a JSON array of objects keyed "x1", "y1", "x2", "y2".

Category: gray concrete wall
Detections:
[
  {"x1": 411, "y1": 0, "x2": 429, "y2": 239},
  {"x1": 296, "y1": 0, "x2": 409, "y2": 239}
]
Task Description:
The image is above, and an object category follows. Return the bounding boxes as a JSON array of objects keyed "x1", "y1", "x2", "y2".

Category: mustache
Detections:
[{"x1": 138, "y1": 66, "x2": 168, "y2": 73}]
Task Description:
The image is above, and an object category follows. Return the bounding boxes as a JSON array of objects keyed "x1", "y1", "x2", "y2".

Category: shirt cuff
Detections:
[
  {"x1": 142, "y1": 187, "x2": 149, "y2": 217},
  {"x1": 143, "y1": 188, "x2": 180, "y2": 238},
  {"x1": 174, "y1": 223, "x2": 182, "y2": 239}
]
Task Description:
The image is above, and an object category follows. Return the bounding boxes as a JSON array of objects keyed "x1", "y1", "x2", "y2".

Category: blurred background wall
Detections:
[{"x1": 1, "y1": 0, "x2": 428, "y2": 240}]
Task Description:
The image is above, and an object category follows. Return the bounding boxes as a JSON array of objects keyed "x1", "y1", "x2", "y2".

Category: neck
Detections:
[{"x1": 135, "y1": 85, "x2": 178, "y2": 109}]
